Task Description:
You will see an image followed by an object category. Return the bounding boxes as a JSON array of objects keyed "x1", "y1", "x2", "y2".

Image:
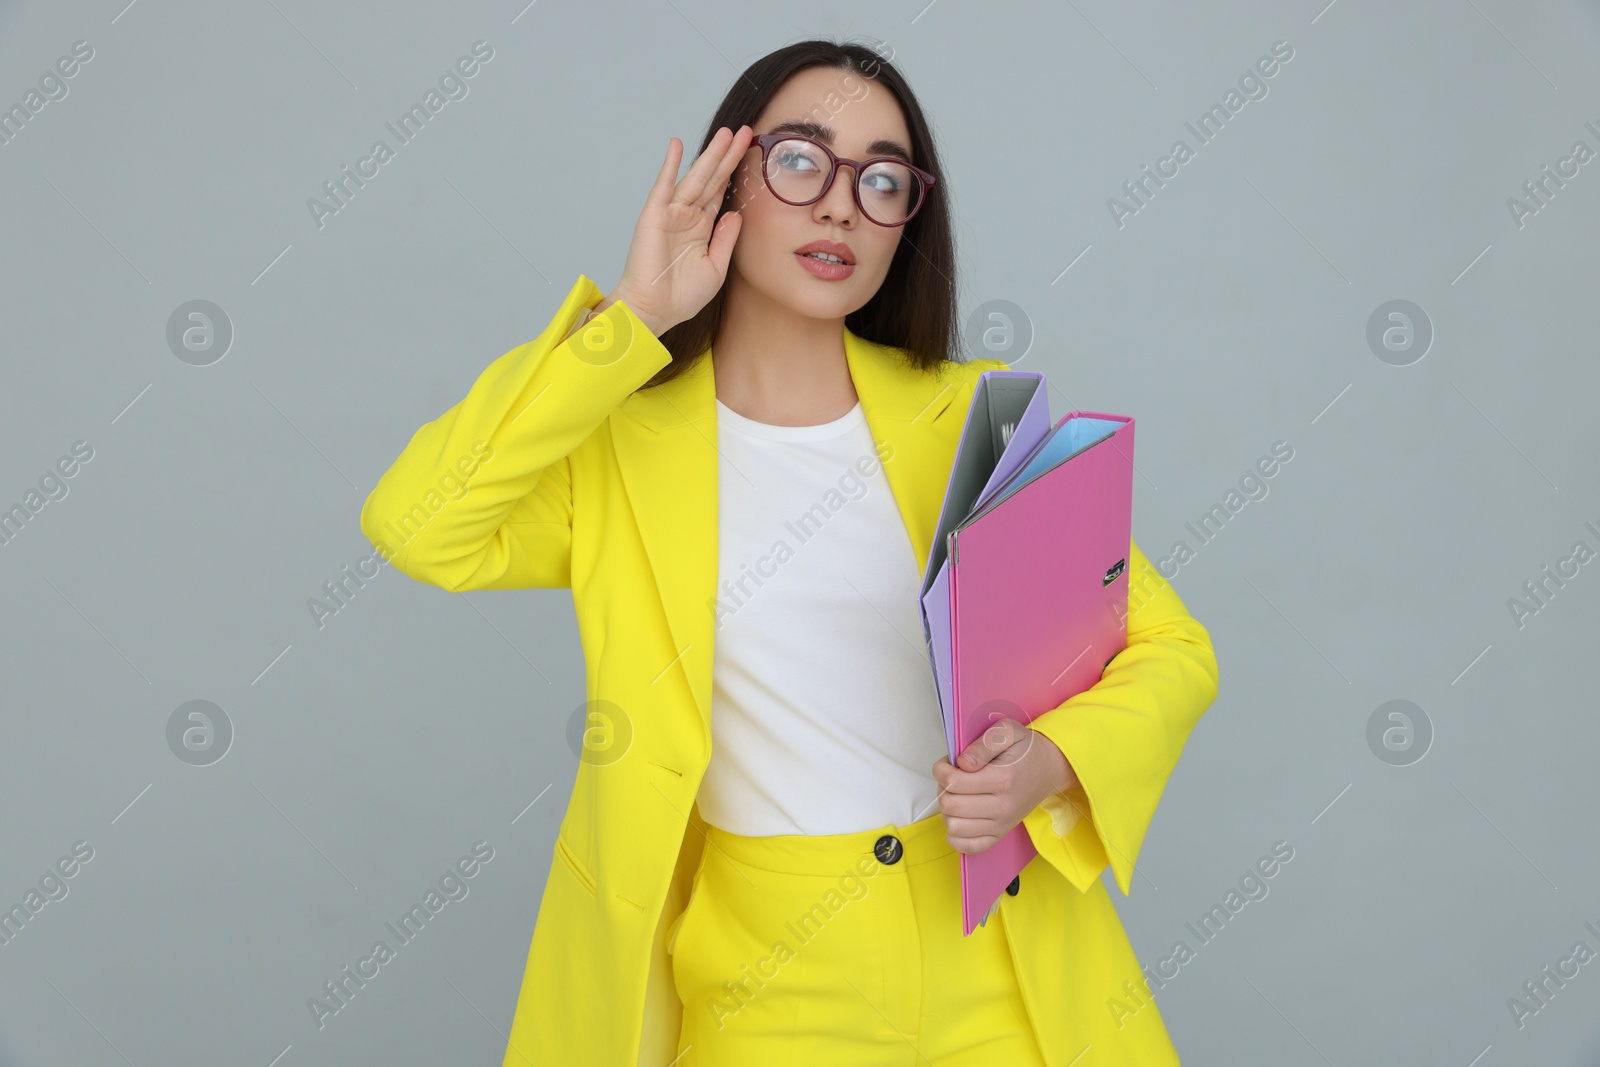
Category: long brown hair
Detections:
[{"x1": 641, "y1": 38, "x2": 958, "y2": 389}]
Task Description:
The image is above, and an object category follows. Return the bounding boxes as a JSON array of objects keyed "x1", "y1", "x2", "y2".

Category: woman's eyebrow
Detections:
[{"x1": 766, "y1": 119, "x2": 913, "y2": 163}]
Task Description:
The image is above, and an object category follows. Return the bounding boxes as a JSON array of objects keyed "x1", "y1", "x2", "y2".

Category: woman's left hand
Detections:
[{"x1": 932, "y1": 718, "x2": 1080, "y2": 855}]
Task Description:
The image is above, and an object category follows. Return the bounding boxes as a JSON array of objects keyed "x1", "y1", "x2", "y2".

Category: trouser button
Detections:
[{"x1": 874, "y1": 834, "x2": 904, "y2": 865}]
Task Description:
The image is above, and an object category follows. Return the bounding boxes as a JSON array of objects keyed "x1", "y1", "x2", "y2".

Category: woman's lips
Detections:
[{"x1": 795, "y1": 251, "x2": 855, "y2": 280}]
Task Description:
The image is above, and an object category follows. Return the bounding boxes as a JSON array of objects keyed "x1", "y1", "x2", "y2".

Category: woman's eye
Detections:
[
  {"x1": 863, "y1": 172, "x2": 902, "y2": 195},
  {"x1": 777, "y1": 152, "x2": 819, "y2": 172}
]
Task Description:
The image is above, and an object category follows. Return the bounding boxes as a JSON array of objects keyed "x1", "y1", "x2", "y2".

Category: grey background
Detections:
[{"x1": 2, "y1": 0, "x2": 1597, "y2": 1064}]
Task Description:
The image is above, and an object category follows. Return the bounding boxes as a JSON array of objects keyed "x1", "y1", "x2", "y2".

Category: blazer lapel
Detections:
[{"x1": 609, "y1": 328, "x2": 971, "y2": 738}]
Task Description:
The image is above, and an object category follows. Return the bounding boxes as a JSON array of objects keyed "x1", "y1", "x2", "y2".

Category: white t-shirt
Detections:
[{"x1": 696, "y1": 395, "x2": 949, "y2": 837}]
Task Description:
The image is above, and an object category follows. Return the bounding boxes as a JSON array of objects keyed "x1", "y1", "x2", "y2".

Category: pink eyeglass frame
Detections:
[{"x1": 744, "y1": 132, "x2": 937, "y2": 227}]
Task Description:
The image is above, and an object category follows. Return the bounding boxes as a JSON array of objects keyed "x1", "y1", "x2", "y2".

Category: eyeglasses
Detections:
[{"x1": 747, "y1": 132, "x2": 936, "y2": 227}]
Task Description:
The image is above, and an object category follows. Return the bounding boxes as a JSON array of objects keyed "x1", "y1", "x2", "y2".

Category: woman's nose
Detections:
[{"x1": 813, "y1": 165, "x2": 859, "y2": 227}]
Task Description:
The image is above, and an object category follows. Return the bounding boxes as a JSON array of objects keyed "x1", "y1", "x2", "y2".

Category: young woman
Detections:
[{"x1": 360, "y1": 39, "x2": 1218, "y2": 1067}]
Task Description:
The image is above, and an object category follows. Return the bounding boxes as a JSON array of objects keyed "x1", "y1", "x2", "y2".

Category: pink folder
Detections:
[{"x1": 918, "y1": 371, "x2": 1134, "y2": 935}]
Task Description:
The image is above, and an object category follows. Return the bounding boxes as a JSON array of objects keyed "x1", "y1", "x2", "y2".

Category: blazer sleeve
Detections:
[
  {"x1": 1020, "y1": 538, "x2": 1220, "y2": 897},
  {"x1": 358, "y1": 274, "x2": 671, "y2": 592}
]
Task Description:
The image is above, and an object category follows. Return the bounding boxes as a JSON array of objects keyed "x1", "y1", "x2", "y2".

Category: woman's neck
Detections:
[{"x1": 710, "y1": 274, "x2": 859, "y2": 427}]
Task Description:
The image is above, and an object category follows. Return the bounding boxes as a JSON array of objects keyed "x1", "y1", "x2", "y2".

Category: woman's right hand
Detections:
[{"x1": 599, "y1": 125, "x2": 755, "y2": 336}]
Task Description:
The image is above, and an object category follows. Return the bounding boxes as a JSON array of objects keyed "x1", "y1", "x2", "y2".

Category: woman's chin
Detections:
[
  {"x1": 772, "y1": 279, "x2": 870, "y2": 322},
  {"x1": 731, "y1": 263, "x2": 873, "y2": 322}
]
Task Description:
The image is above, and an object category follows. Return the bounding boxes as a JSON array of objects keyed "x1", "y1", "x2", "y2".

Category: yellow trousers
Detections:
[{"x1": 667, "y1": 810, "x2": 1049, "y2": 1066}]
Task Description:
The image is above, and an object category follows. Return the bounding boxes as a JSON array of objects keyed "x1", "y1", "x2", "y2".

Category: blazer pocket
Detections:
[
  {"x1": 919, "y1": 384, "x2": 958, "y2": 425},
  {"x1": 553, "y1": 834, "x2": 597, "y2": 897}
]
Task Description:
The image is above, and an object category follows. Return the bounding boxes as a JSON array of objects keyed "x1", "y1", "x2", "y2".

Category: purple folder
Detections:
[{"x1": 918, "y1": 371, "x2": 1135, "y2": 935}]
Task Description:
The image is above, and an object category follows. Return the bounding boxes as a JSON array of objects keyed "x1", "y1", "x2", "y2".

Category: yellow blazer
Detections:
[{"x1": 360, "y1": 274, "x2": 1219, "y2": 1066}]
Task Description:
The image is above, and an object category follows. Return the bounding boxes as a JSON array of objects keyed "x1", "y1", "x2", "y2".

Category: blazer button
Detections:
[
  {"x1": 1006, "y1": 874, "x2": 1021, "y2": 896},
  {"x1": 874, "y1": 834, "x2": 904, "y2": 865}
]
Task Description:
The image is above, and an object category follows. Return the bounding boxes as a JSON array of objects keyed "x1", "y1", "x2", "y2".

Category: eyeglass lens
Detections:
[{"x1": 763, "y1": 138, "x2": 923, "y2": 225}]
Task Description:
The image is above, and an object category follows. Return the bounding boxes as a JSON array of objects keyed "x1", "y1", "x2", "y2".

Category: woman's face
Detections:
[{"x1": 724, "y1": 64, "x2": 917, "y2": 321}]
